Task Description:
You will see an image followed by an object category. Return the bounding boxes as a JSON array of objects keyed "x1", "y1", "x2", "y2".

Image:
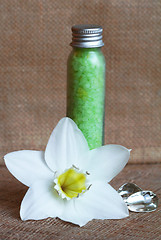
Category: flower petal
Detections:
[
  {"x1": 85, "y1": 145, "x2": 130, "y2": 182},
  {"x1": 59, "y1": 199, "x2": 91, "y2": 227},
  {"x1": 45, "y1": 117, "x2": 89, "y2": 172},
  {"x1": 20, "y1": 180, "x2": 64, "y2": 221},
  {"x1": 4, "y1": 150, "x2": 53, "y2": 187},
  {"x1": 60, "y1": 181, "x2": 128, "y2": 226}
]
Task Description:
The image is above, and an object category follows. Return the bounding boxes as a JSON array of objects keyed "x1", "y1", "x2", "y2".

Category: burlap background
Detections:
[
  {"x1": 0, "y1": 0, "x2": 161, "y2": 164},
  {"x1": 0, "y1": 1, "x2": 161, "y2": 239}
]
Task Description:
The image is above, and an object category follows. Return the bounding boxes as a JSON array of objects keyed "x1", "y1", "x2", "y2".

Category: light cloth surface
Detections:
[{"x1": 0, "y1": 164, "x2": 161, "y2": 239}]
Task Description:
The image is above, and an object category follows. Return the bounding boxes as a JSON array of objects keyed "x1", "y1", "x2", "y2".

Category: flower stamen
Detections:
[{"x1": 54, "y1": 168, "x2": 87, "y2": 200}]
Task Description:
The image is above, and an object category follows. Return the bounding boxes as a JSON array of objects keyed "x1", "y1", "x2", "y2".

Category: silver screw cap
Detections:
[{"x1": 70, "y1": 24, "x2": 104, "y2": 48}]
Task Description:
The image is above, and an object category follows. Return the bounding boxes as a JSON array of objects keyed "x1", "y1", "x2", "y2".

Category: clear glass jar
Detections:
[{"x1": 67, "y1": 25, "x2": 106, "y2": 150}]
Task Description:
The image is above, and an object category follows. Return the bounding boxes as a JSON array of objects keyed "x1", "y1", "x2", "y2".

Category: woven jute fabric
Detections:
[
  {"x1": 0, "y1": 1, "x2": 161, "y2": 164},
  {"x1": 0, "y1": 164, "x2": 160, "y2": 239}
]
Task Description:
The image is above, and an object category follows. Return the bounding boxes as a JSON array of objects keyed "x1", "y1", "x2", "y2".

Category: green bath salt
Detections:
[{"x1": 67, "y1": 25, "x2": 106, "y2": 149}]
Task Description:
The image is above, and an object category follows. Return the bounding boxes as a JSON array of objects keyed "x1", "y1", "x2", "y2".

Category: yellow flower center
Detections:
[{"x1": 54, "y1": 168, "x2": 87, "y2": 200}]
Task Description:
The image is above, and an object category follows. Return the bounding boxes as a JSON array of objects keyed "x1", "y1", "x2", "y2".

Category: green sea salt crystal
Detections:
[{"x1": 67, "y1": 47, "x2": 105, "y2": 150}]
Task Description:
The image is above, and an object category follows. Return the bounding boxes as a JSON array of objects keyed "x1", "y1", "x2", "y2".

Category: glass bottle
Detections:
[{"x1": 67, "y1": 25, "x2": 106, "y2": 150}]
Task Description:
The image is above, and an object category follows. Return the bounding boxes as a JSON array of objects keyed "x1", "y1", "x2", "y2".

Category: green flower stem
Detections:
[{"x1": 67, "y1": 47, "x2": 105, "y2": 150}]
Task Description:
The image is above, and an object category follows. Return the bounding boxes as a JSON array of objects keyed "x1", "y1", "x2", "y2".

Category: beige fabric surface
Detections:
[
  {"x1": 0, "y1": 164, "x2": 161, "y2": 239},
  {"x1": 0, "y1": 1, "x2": 161, "y2": 164}
]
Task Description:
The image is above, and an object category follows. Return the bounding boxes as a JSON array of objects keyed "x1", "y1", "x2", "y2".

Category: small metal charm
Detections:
[{"x1": 118, "y1": 183, "x2": 158, "y2": 212}]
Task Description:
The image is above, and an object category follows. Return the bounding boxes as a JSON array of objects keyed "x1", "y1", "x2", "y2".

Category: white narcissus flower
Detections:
[{"x1": 4, "y1": 117, "x2": 131, "y2": 227}]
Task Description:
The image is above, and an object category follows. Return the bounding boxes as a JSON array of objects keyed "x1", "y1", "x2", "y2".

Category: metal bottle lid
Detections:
[{"x1": 70, "y1": 24, "x2": 104, "y2": 48}]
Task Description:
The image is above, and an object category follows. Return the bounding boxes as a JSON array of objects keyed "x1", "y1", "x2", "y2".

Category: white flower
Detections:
[{"x1": 4, "y1": 117, "x2": 131, "y2": 227}]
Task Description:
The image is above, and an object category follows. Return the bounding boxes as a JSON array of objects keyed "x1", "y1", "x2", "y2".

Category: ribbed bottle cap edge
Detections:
[{"x1": 70, "y1": 24, "x2": 104, "y2": 48}]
